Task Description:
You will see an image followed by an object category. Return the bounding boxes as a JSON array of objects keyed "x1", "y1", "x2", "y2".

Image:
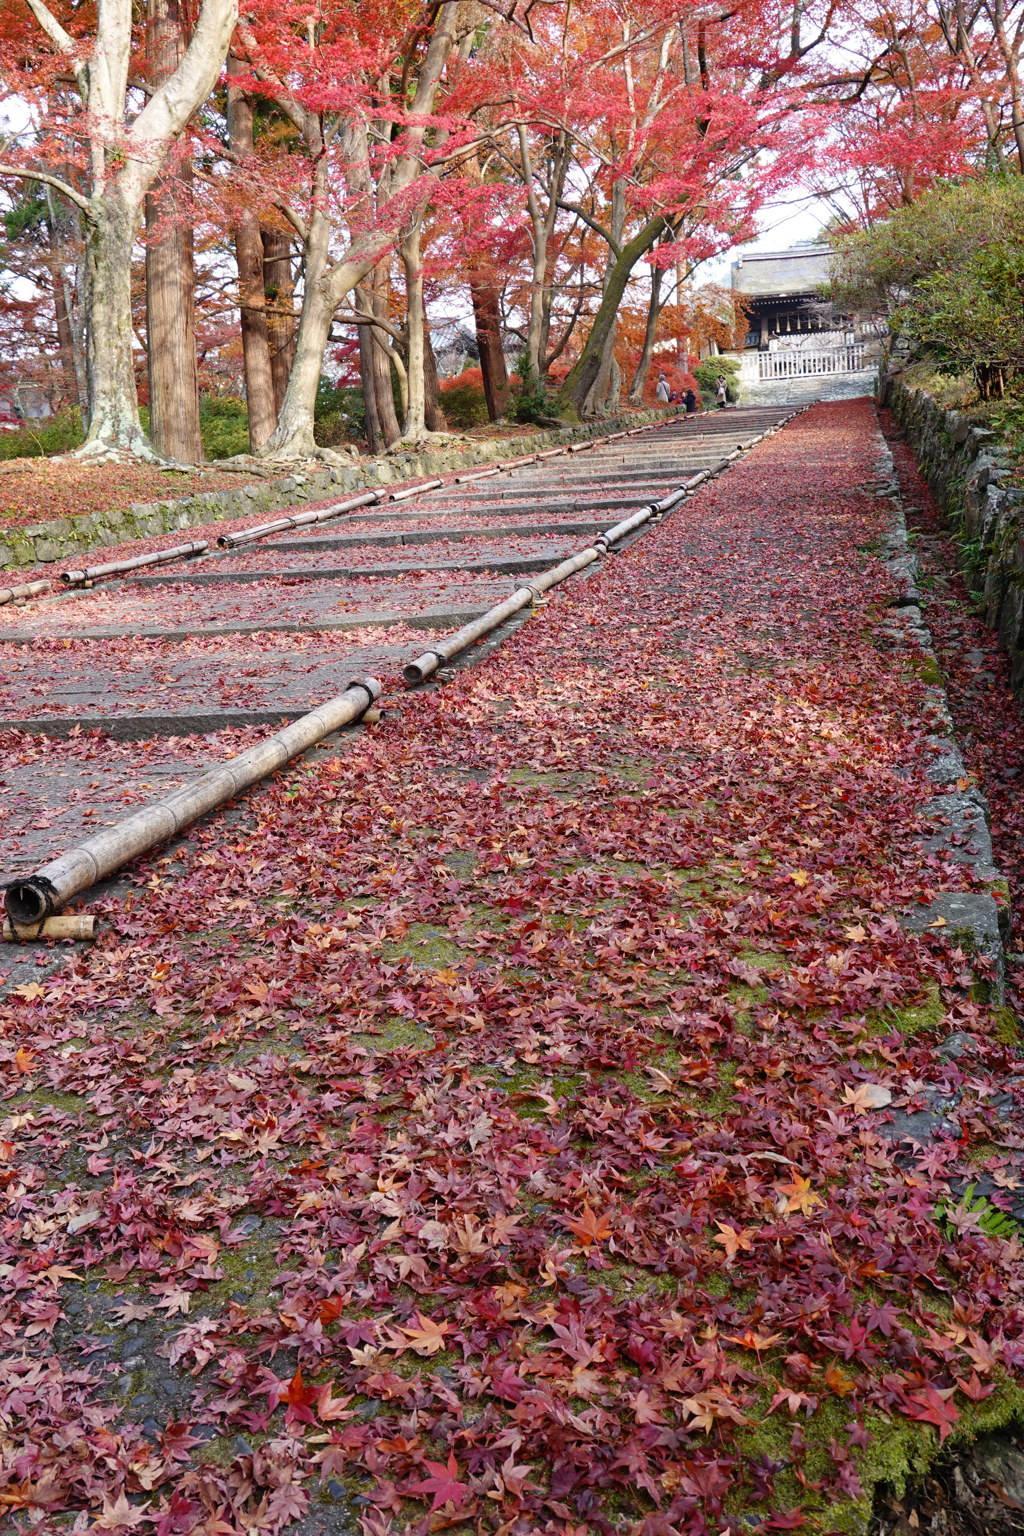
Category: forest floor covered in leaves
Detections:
[
  {"x1": 3, "y1": 400, "x2": 1024, "y2": 1536},
  {"x1": 0, "y1": 458, "x2": 269, "y2": 529}
]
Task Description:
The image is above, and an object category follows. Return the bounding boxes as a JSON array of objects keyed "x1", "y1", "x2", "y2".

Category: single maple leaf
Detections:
[
  {"x1": 681, "y1": 1385, "x2": 749, "y2": 1431},
  {"x1": 12, "y1": 983, "x2": 44, "y2": 1002},
  {"x1": 844, "y1": 924, "x2": 867, "y2": 942},
  {"x1": 14, "y1": 1047, "x2": 35, "y2": 1073},
  {"x1": 724, "y1": 1328, "x2": 784, "y2": 1354},
  {"x1": 406, "y1": 1450, "x2": 469, "y2": 1512},
  {"x1": 841, "y1": 1082, "x2": 892, "y2": 1112},
  {"x1": 903, "y1": 1386, "x2": 961, "y2": 1443},
  {"x1": 823, "y1": 1364, "x2": 854, "y2": 1396},
  {"x1": 89, "y1": 1492, "x2": 151, "y2": 1529},
  {"x1": 713, "y1": 1222, "x2": 756, "y2": 1261},
  {"x1": 564, "y1": 1204, "x2": 612, "y2": 1248},
  {"x1": 399, "y1": 1310, "x2": 451, "y2": 1356},
  {"x1": 789, "y1": 870, "x2": 811, "y2": 887},
  {"x1": 776, "y1": 1174, "x2": 825, "y2": 1217}
]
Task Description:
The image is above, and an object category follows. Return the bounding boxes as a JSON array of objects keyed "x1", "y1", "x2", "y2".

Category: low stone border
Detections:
[
  {"x1": 870, "y1": 436, "x2": 1008, "y2": 1002},
  {"x1": 881, "y1": 375, "x2": 1024, "y2": 695},
  {"x1": 0, "y1": 408, "x2": 674, "y2": 571}
]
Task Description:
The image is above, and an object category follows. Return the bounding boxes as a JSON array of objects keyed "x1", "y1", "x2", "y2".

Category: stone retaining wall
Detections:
[
  {"x1": 882, "y1": 374, "x2": 1024, "y2": 695},
  {"x1": 0, "y1": 408, "x2": 673, "y2": 571}
]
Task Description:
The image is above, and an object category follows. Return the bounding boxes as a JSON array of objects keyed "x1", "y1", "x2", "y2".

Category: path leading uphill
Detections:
[{"x1": 1, "y1": 399, "x2": 1022, "y2": 1536}]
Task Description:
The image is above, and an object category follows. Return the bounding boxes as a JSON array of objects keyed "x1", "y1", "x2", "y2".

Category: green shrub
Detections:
[
  {"x1": 509, "y1": 352, "x2": 550, "y2": 425},
  {"x1": 832, "y1": 176, "x2": 1024, "y2": 399},
  {"x1": 0, "y1": 406, "x2": 85, "y2": 460},
  {"x1": 439, "y1": 381, "x2": 488, "y2": 429},
  {"x1": 314, "y1": 383, "x2": 366, "y2": 446},
  {"x1": 199, "y1": 394, "x2": 249, "y2": 459}
]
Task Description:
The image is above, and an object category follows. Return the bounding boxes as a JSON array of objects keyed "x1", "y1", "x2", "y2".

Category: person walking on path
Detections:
[
  {"x1": 715, "y1": 374, "x2": 728, "y2": 408},
  {"x1": 656, "y1": 372, "x2": 671, "y2": 403}
]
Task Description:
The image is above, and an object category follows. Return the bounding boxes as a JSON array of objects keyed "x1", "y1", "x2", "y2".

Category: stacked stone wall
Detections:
[{"x1": 883, "y1": 375, "x2": 1024, "y2": 695}]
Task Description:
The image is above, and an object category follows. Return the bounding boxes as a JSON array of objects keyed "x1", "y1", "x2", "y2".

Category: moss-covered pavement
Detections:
[{"x1": 2, "y1": 399, "x2": 1024, "y2": 1534}]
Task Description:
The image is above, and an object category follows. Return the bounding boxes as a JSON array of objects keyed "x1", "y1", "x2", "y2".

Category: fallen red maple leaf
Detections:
[
  {"x1": 406, "y1": 1450, "x2": 470, "y2": 1511},
  {"x1": 902, "y1": 1386, "x2": 961, "y2": 1443}
]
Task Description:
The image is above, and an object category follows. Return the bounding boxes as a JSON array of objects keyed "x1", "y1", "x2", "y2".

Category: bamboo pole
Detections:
[
  {"x1": 217, "y1": 492, "x2": 380, "y2": 549},
  {"x1": 454, "y1": 467, "x2": 501, "y2": 484},
  {"x1": 0, "y1": 579, "x2": 49, "y2": 606},
  {"x1": 2, "y1": 677, "x2": 382, "y2": 925},
  {"x1": 62, "y1": 541, "x2": 208, "y2": 587},
  {"x1": 3, "y1": 915, "x2": 97, "y2": 942},
  {"x1": 391, "y1": 479, "x2": 444, "y2": 502}
]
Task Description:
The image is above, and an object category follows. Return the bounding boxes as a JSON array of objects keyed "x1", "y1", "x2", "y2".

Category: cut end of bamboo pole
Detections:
[
  {"x1": 4, "y1": 875, "x2": 60, "y2": 927},
  {"x1": 404, "y1": 651, "x2": 444, "y2": 686}
]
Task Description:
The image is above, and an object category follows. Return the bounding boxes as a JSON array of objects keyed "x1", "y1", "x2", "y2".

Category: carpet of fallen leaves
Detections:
[
  {"x1": 3, "y1": 399, "x2": 1024, "y2": 1536},
  {"x1": 0, "y1": 461, "x2": 267, "y2": 531}
]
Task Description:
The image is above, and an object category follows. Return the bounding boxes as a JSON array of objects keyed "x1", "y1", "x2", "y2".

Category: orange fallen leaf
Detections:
[
  {"x1": 776, "y1": 1174, "x2": 825, "y2": 1217},
  {"x1": 399, "y1": 1311, "x2": 451, "y2": 1356},
  {"x1": 713, "y1": 1223, "x2": 756, "y2": 1261},
  {"x1": 564, "y1": 1204, "x2": 613, "y2": 1248}
]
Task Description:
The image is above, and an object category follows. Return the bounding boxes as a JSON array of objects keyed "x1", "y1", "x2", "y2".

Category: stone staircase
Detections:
[{"x1": 737, "y1": 369, "x2": 877, "y2": 410}]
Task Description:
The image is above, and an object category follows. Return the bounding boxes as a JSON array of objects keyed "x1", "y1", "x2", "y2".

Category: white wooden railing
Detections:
[{"x1": 757, "y1": 345, "x2": 866, "y2": 380}]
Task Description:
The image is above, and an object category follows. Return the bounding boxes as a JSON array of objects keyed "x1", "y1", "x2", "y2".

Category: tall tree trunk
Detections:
[
  {"x1": 469, "y1": 272, "x2": 509, "y2": 419},
  {"x1": 145, "y1": 0, "x2": 202, "y2": 463},
  {"x1": 370, "y1": 270, "x2": 402, "y2": 445},
  {"x1": 83, "y1": 198, "x2": 151, "y2": 456},
  {"x1": 358, "y1": 317, "x2": 385, "y2": 455},
  {"x1": 424, "y1": 318, "x2": 448, "y2": 432},
  {"x1": 553, "y1": 214, "x2": 664, "y2": 420},
  {"x1": 51, "y1": 270, "x2": 81, "y2": 412},
  {"x1": 44, "y1": 188, "x2": 86, "y2": 415},
  {"x1": 358, "y1": 274, "x2": 402, "y2": 453},
  {"x1": 400, "y1": 221, "x2": 428, "y2": 440},
  {"x1": 227, "y1": 62, "x2": 276, "y2": 451},
  {"x1": 518, "y1": 128, "x2": 569, "y2": 380},
  {"x1": 628, "y1": 263, "x2": 664, "y2": 403},
  {"x1": 263, "y1": 227, "x2": 296, "y2": 414},
  {"x1": 260, "y1": 207, "x2": 339, "y2": 459},
  {"x1": 583, "y1": 323, "x2": 618, "y2": 417}
]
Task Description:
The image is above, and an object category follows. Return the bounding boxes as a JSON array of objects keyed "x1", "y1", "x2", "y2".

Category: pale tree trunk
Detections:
[
  {"x1": 261, "y1": 204, "x2": 339, "y2": 459},
  {"x1": 263, "y1": 227, "x2": 296, "y2": 414},
  {"x1": 251, "y1": 0, "x2": 460, "y2": 460},
  {"x1": 583, "y1": 323, "x2": 618, "y2": 417},
  {"x1": 605, "y1": 354, "x2": 621, "y2": 413},
  {"x1": 227, "y1": 61, "x2": 276, "y2": 450},
  {"x1": 83, "y1": 198, "x2": 150, "y2": 455},
  {"x1": 581, "y1": 180, "x2": 627, "y2": 418},
  {"x1": 518, "y1": 128, "x2": 569, "y2": 380},
  {"x1": 5, "y1": 0, "x2": 239, "y2": 458},
  {"x1": 400, "y1": 220, "x2": 428, "y2": 440}
]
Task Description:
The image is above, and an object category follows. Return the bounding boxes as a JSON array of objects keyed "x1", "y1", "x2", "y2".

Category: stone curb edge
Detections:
[{"x1": 872, "y1": 435, "x2": 1009, "y2": 1003}]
